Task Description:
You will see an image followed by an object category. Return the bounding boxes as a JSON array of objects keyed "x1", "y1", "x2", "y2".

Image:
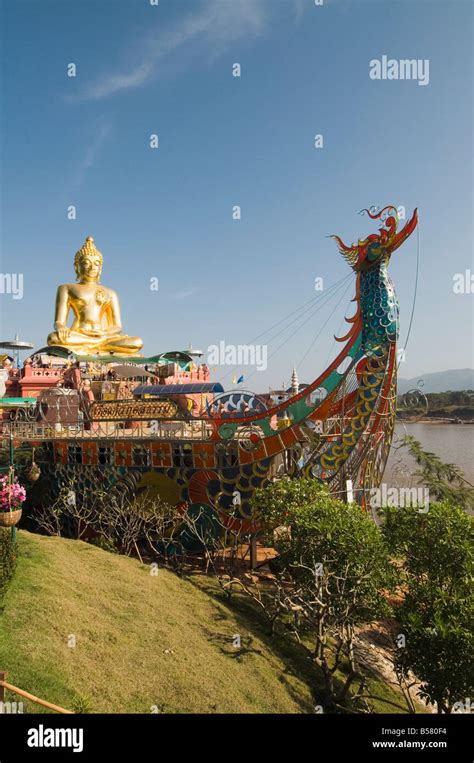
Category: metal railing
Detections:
[
  {"x1": 0, "y1": 413, "x2": 365, "y2": 444},
  {"x1": 0, "y1": 418, "x2": 215, "y2": 442}
]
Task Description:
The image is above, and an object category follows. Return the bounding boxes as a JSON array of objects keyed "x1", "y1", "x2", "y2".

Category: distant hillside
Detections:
[
  {"x1": 397, "y1": 390, "x2": 474, "y2": 422},
  {"x1": 398, "y1": 369, "x2": 474, "y2": 394}
]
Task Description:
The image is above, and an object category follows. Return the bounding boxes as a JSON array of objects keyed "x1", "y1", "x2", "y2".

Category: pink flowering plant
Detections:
[{"x1": 0, "y1": 474, "x2": 26, "y2": 512}]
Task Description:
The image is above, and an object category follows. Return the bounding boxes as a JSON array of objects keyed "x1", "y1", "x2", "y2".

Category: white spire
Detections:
[{"x1": 291, "y1": 367, "x2": 299, "y2": 395}]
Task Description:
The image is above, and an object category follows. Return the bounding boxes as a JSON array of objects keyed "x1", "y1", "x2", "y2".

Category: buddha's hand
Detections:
[
  {"x1": 56, "y1": 325, "x2": 71, "y2": 343},
  {"x1": 81, "y1": 328, "x2": 102, "y2": 337},
  {"x1": 103, "y1": 325, "x2": 122, "y2": 336}
]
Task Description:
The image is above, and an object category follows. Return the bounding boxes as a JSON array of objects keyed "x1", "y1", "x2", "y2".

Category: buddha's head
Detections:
[{"x1": 74, "y1": 237, "x2": 103, "y2": 283}]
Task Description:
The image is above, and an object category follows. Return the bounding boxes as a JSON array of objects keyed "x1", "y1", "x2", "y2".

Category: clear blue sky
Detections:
[{"x1": 1, "y1": 0, "x2": 472, "y2": 390}]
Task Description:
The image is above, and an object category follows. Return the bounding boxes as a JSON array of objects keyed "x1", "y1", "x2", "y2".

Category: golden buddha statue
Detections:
[{"x1": 47, "y1": 237, "x2": 143, "y2": 356}]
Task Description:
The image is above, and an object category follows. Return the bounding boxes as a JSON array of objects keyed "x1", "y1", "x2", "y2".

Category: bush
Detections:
[
  {"x1": 384, "y1": 501, "x2": 474, "y2": 713},
  {"x1": 253, "y1": 479, "x2": 397, "y2": 708},
  {"x1": 383, "y1": 501, "x2": 472, "y2": 601},
  {"x1": 0, "y1": 528, "x2": 17, "y2": 601}
]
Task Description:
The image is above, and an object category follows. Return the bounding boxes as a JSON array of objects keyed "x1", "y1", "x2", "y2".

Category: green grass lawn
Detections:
[
  {"x1": 0, "y1": 530, "x2": 417, "y2": 714},
  {"x1": 0, "y1": 530, "x2": 317, "y2": 713}
]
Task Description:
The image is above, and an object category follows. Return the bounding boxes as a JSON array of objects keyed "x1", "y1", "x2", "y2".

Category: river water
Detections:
[{"x1": 384, "y1": 422, "x2": 474, "y2": 489}]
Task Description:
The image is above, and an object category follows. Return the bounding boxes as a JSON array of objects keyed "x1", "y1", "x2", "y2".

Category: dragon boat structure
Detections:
[{"x1": 2, "y1": 205, "x2": 418, "y2": 539}]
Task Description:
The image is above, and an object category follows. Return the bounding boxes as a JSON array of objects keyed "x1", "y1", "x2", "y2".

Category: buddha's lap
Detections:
[{"x1": 49, "y1": 332, "x2": 140, "y2": 347}]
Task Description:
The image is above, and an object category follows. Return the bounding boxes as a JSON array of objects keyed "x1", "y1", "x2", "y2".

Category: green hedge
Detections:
[{"x1": 0, "y1": 529, "x2": 17, "y2": 601}]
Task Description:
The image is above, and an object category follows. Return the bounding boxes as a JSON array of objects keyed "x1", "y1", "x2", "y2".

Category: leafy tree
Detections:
[
  {"x1": 254, "y1": 477, "x2": 327, "y2": 532},
  {"x1": 383, "y1": 500, "x2": 472, "y2": 597},
  {"x1": 254, "y1": 479, "x2": 396, "y2": 708},
  {"x1": 395, "y1": 592, "x2": 473, "y2": 714},
  {"x1": 384, "y1": 501, "x2": 474, "y2": 713}
]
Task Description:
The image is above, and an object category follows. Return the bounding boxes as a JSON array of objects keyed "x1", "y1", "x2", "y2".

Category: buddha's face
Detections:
[{"x1": 76, "y1": 254, "x2": 103, "y2": 283}]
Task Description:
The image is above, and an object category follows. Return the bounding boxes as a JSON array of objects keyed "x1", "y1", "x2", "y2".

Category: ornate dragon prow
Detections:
[
  {"x1": 331, "y1": 206, "x2": 418, "y2": 272},
  {"x1": 304, "y1": 205, "x2": 419, "y2": 498}
]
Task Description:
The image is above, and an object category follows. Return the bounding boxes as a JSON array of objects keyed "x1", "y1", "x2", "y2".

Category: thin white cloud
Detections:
[
  {"x1": 171, "y1": 288, "x2": 199, "y2": 302},
  {"x1": 72, "y1": 0, "x2": 273, "y2": 102},
  {"x1": 86, "y1": 64, "x2": 154, "y2": 101},
  {"x1": 71, "y1": 123, "x2": 112, "y2": 188}
]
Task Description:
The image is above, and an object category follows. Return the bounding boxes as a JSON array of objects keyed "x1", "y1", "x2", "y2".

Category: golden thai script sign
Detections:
[{"x1": 90, "y1": 399, "x2": 178, "y2": 421}]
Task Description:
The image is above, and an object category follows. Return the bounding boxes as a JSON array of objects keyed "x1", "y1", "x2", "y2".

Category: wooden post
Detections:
[
  {"x1": 346, "y1": 479, "x2": 354, "y2": 504},
  {"x1": 0, "y1": 671, "x2": 7, "y2": 702},
  {"x1": 0, "y1": 678, "x2": 73, "y2": 714}
]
